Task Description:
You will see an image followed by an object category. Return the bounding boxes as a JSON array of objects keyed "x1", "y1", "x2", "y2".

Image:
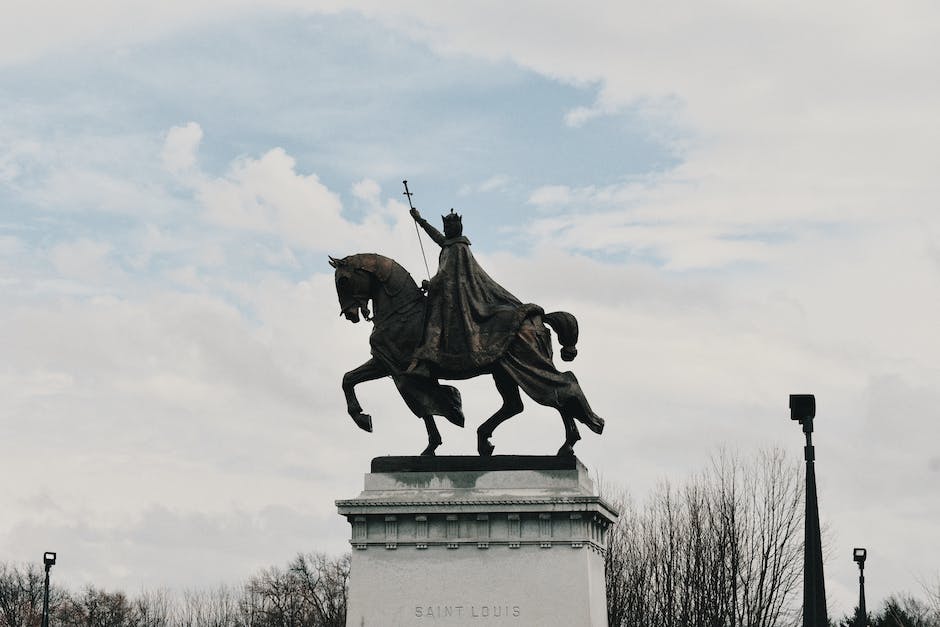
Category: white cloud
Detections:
[
  {"x1": 458, "y1": 175, "x2": 512, "y2": 197},
  {"x1": 185, "y1": 143, "x2": 429, "y2": 264},
  {"x1": 528, "y1": 184, "x2": 571, "y2": 207},
  {"x1": 351, "y1": 177, "x2": 381, "y2": 204},
  {"x1": 477, "y1": 174, "x2": 510, "y2": 193},
  {"x1": 563, "y1": 105, "x2": 596, "y2": 128},
  {"x1": 197, "y1": 148, "x2": 347, "y2": 247},
  {"x1": 0, "y1": 0, "x2": 263, "y2": 67},
  {"x1": 0, "y1": 139, "x2": 42, "y2": 182},
  {"x1": 198, "y1": 148, "x2": 339, "y2": 237},
  {"x1": 162, "y1": 122, "x2": 203, "y2": 175},
  {"x1": 3, "y1": 137, "x2": 183, "y2": 221},
  {"x1": 27, "y1": 167, "x2": 177, "y2": 215},
  {"x1": 360, "y1": 0, "x2": 940, "y2": 271},
  {"x1": 3, "y1": 502, "x2": 345, "y2": 590},
  {"x1": 48, "y1": 239, "x2": 116, "y2": 281},
  {"x1": 0, "y1": 235, "x2": 25, "y2": 258}
]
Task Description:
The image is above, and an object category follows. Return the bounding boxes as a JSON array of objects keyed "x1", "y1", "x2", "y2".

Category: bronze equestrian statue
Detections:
[{"x1": 330, "y1": 207, "x2": 604, "y2": 456}]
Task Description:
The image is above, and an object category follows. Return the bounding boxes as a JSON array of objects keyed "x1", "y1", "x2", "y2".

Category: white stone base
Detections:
[{"x1": 336, "y1": 457, "x2": 617, "y2": 627}]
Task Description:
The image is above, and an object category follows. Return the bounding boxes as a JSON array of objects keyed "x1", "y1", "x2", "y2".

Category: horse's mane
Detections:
[{"x1": 343, "y1": 253, "x2": 421, "y2": 298}]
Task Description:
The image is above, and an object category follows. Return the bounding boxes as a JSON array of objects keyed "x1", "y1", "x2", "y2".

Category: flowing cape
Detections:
[{"x1": 408, "y1": 237, "x2": 540, "y2": 376}]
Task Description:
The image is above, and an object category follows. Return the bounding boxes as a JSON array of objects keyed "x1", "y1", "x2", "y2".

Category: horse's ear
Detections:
[{"x1": 328, "y1": 255, "x2": 340, "y2": 268}]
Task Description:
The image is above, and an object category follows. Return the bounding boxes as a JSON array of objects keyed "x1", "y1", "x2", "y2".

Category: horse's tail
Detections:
[{"x1": 544, "y1": 311, "x2": 579, "y2": 361}]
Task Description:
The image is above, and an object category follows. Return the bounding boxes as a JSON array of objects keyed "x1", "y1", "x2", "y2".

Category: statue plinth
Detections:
[{"x1": 337, "y1": 456, "x2": 617, "y2": 627}]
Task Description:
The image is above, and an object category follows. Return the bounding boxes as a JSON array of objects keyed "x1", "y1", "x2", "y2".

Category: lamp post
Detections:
[
  {"x1": 854, "y1": 548, "x2": 867, "y2": 627},
  {"x1": 42, "y1": 552, "x2": 56, "y2": 627},
  {"x1": 790, "y1": 394, "x2": 828, "y2": 627}
]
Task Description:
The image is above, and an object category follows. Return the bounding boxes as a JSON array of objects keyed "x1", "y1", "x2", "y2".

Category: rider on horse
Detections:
[{"x1": 407, "y1": 208, "x2": 540, "y2": 378}]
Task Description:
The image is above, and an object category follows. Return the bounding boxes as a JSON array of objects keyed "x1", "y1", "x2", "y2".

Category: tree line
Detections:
[
  {"x1": 0, "y1": 553, "x2": 348, "y2": 627},
  {"x1": 833, "y1": 594, "x2": 940, "y2": 627}
]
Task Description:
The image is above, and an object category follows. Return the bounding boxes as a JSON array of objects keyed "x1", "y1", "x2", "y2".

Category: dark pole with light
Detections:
[
  {"x1": 42, "y1": 552, "x2": 56, "y2": 627},
  {"x1": 790, "y1": 394, "x2": 828, "y2": 627},
  {"x1": 854, "y1": 548, "x2": 867, "y2": 627}
]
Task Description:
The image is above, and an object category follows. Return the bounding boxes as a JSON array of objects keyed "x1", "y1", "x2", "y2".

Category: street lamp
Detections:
[
  {"x1": 42, "y1": 552, "x2": 56, "y2": 627},
  {"x1": 790, "y1": 394, "x2": 828, "y2": 627},
  {"x1": 854, "y1": 548, "x2": 867, "y2": 627}
]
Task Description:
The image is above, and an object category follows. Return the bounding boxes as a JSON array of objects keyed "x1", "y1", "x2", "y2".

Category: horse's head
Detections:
[
  {"x1": 329, "y1": 255, "x2": 373, "y2": 323},
  {"x1": 330, "y1": 253, "x2": 423, "y2": 324}
]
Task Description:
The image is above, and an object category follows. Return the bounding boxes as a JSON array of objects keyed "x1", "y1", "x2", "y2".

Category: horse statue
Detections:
[{"x1": 330, "y1": 253, "x2": 605, "y2": 456}]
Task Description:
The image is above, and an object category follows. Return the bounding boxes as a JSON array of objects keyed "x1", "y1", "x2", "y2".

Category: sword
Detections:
[{"x1": 403, "y1": 180, "x2": 432, "y2": 282}]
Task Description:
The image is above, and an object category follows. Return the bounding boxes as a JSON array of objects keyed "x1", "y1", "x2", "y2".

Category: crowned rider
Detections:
[{"x1": 407, "y1": 208, "x2": 538, "y2": 378}]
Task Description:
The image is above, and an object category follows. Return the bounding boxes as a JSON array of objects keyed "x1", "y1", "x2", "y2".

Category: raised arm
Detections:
[{"x1": 410, "y1": 208, "x2": 446, "y2": 246}]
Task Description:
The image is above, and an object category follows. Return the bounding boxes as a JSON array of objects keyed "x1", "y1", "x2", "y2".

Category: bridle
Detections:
[{"x1": 336, "y1": 269, "x2": 373, "y2": 321}]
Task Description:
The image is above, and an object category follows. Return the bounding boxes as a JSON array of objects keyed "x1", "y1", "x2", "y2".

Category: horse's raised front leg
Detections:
[
  {"x1": 477, "y1": 368, "x2": 524, "y2": 457},
  {"x1": 342, "y1": 358, "x2": 388, "y2": 432},
  {"x1": 420, "y1": 416, "x2": 442, "y2": 456}
]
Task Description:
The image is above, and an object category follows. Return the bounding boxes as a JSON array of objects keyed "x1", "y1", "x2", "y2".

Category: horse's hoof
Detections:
[
  {"x1": 352, "y1": 412, "x2": 373, "y2": 433},
  {"x1": 478, "y1": 438, "x2": 495, "y2": 457},
  {"x1": 556, "y1": 444, "x2": 576, "y2": 457},
  {"x1": 421, "y1": 437, "x2": 442, "y2": 456}
]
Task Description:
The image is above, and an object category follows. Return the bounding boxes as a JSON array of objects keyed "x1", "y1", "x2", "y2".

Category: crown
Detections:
[{"x1": 442, "y1": 208, "x2": 462, "y2": 226}]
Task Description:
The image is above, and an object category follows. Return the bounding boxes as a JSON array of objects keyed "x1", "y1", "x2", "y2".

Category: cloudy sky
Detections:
[{"x1": 2, "y1": 0, "x2": 938, "y2": 616}]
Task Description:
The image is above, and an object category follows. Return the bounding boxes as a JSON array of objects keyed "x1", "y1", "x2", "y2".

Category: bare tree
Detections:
[
  {"x1": 176, "y1": 585, "x2": 244, "y2": 627},
  {"x1": 923, "y1": 575, "x2": 940, "y2": 623},
  {"x1": 0, "y1": 563, "x2": 44, "y2": 627},
  {"x1": 731, "y1": 449, "x2": 803, "y2": 627},
  {"x1": 133, "y1": 588, "x2": 173, "y2": 627},
  {"x1": 287, "y1": 553, "x2": 349, "y2": 627},
  {"x1": 57, "y1": 586, "x2": 137, "y2": 627},
  {"x1": 604, "y1": 448, "x2": 804, "y2": 627},
  {"x1": 241, "y1": 552, "x2": 348, "y2": 627},
  {"x1": 605, "y1": 490, "x2": 652, "y2": 627}
]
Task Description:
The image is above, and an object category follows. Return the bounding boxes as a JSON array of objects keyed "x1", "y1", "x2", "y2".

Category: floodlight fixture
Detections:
[
  {"x1": 790, "y1": 394, "x2": 816, "y2": 423},
  {"x1": 853, "y1": 548, "x2": 867, "y2": 565},
  {"x1": 43, "y1": 552, "x2": 56, "y2": 568}
]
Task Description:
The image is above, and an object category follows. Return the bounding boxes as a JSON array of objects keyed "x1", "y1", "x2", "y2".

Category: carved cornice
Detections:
[
  {"x1": 347, "y1": 539, "x2": 608, "y2": 555},
  {"x1": 336, "y1": 496, "x2": 614, "y2": 508}
]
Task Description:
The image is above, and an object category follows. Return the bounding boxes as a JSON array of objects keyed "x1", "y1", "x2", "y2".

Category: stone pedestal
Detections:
[{"x1": 336, "y1": 456, "x2": 617, "y2": 627}]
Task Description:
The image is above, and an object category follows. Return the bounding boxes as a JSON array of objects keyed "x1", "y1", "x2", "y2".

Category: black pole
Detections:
[
  {"x1": 856, "y1": 559, "x2": 867, "y2": 627},
  {"x1": 802, "y1": 417, "x2": 828, "y2": 625},
  {"x1": 42, "y1": 563, "x2": 50, "y2": 627},
  {"x1": 790, "y1": 395, "x2": 828, "y2": 627},
  {"x1": 41, "y1": 551, "x2": 55, "y2": 627}
]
